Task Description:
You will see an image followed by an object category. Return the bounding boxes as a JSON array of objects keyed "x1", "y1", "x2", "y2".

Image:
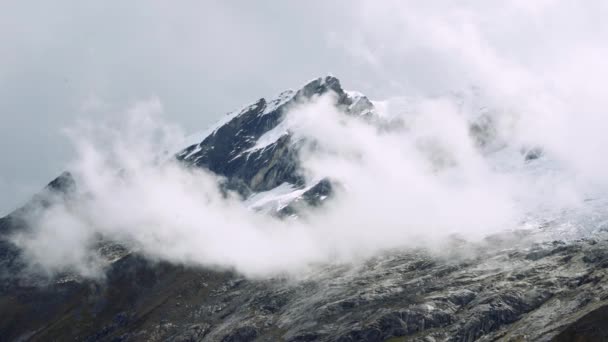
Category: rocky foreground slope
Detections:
[{"x1": 1, "y1": 77, "x2": 608, "y2": 341}]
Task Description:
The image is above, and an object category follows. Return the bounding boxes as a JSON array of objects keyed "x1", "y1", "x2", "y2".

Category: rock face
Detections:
[
  {"x1": 176, "y1": 76, "x2": 370, "y2": 205},
  {"x1": 1, "y1": 76, "x2": 608, "y2": 341}
]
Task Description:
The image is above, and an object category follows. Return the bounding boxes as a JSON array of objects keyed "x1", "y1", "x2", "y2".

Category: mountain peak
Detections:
[
  {"x1": 295, "y1": 75, "x2": 344, "y2": 99},
  {"x1": 175, "y1": 76, "x2": 370, "y2": 203}
]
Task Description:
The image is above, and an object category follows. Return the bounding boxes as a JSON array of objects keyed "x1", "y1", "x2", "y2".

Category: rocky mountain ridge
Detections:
[
  {"x1": 0, "y1": 77, "x2": 607, "y2": 341},
  {"x1": 176, "y1": 76, "x2": 372, "y2": 214}
]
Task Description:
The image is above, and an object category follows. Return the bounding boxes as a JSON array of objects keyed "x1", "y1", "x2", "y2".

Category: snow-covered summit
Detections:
[{"x1": 174, "y1": 76, "x2": 374, "y2": 214}]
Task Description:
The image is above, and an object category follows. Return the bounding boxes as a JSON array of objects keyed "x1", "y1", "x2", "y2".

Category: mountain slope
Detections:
[
  {"x1": 0, "y1": 77, "x2": 608, "y2": 341},
  {"x1": 177, "y1": 76, "x2": 371, "y2": 213}
]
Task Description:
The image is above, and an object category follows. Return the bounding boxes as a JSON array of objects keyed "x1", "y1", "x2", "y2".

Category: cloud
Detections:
[
  {"x1": 7, "y1": 0, "x2": 608, "y2": 279},
  {"x1": 10, "y1": 85, "x2": 604, "y2": 279}
]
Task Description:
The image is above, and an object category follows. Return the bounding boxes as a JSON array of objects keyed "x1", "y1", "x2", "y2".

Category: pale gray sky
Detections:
[
  {"x1": 2, "y1": 0, "x2": 607, "y2": 215},
  {"x1": 0, "y1": 0, "x2": 374, "y2": 215}
]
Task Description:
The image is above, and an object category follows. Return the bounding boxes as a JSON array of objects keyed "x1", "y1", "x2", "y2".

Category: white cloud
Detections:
[
  {"x1": 11, "y1": 85, "x2": 606, "y2": 278},
  {"x1": 7, "y1": 0, "x2": 608, "y2": 278}
]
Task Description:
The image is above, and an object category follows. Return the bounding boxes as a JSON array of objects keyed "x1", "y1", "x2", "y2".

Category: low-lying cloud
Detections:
[
  {"x1": 10, "y1": 87, "x2": 606, "y2": 279},
  {"x1": 8, "y1": 0, "x2": 608, "y2": 279}
]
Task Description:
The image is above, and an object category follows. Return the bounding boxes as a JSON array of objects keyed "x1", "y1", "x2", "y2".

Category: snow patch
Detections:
[
  {"x1": 345, "y1": 89, "x2": 364, "y2": 98},
  {"x1": 345, "y1": 89, "x2": 375, "y2": 116},
  {"x1": 244, "y1": 120, "x2": 290, "y2": 153},
  {"x1": 245, "y1": 183, "x2": 305, "y2": 212},
  {"x1": 263, "y1": 90, "x2": 295, "y2": 115},
  {"x1": 245, "y1": 181, "x2": 323, "y2": 213}
]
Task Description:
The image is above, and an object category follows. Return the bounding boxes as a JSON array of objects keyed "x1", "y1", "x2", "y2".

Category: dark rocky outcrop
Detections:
[
  {"x1": 2, "y1": 231, "x2": 608, "y2": 341},
  {"x1": 176, "y1": 76, "x2": 368, "y2": 202}
]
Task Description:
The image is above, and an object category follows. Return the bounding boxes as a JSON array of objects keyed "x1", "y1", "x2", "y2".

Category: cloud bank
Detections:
[
  {"x1": 7, "y1": 1, "x2": 608, "y2": 278},
  {"x1": 10, "y1": 88, "x2": 607, "y2": 279}
]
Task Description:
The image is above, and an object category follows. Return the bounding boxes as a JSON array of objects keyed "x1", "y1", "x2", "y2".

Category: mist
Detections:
[
  {"x1": 10, "y1": 86, "x2": 607, "y2": 279},
  {"x1": 7, "y1": 1, "x2": 608, "y2": 279}
]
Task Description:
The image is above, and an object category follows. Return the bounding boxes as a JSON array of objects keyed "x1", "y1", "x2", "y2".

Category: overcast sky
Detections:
[
  {"x1": 0, "y1": 1, "x2": 361, "y2": 215},
  {"x1": 2, "y1": 0, "x2": 607, "y2": 215}
]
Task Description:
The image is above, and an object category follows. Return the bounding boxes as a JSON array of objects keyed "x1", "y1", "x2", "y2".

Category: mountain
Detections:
[
  {"x1": 1, "y1": 76, "x2": 608, "y2": 341},
  {"x1": 176, "y1": 76, "x2": 371, "y2": 215}
]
